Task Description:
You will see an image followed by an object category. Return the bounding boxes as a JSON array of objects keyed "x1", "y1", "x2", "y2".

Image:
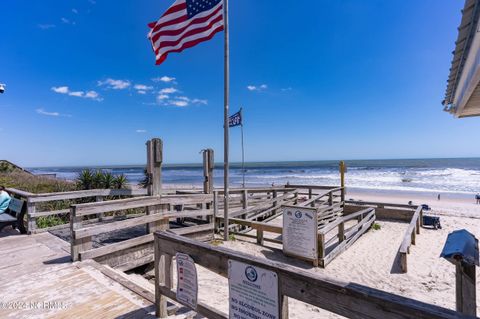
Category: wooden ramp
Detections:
[{"x1": 0, "y1": 230, "x2": 156, "y2": 319}]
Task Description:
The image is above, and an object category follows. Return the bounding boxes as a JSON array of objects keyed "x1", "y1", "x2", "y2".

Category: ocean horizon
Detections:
[{"x1": 28, "y1": 157, "x2": 480, "y2": 199}]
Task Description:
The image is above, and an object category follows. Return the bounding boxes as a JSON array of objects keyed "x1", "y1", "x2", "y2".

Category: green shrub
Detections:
[{"x1": 372, "y1": 223, "x2": 381, "y2": 230}]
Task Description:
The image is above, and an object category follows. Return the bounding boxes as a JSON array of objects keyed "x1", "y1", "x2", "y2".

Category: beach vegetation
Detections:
[
  {"x1": 372, "y1": 223, "x2": 381, "y2": 230},
  {"x1": 76, "y1": 169, "x2": 129, "y2": 190},
  {"x1": 139, "y1": 169, "x2": 149, "y2": 188}
]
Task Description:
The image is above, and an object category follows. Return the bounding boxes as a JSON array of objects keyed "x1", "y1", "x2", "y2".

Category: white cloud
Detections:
[
  {"x1": 61, "y1": 17, "x2": 70, "y2": 24},
  {"x1": 247, "y1": 84, "x2": 268, "y2": 92},
  {"x1": 134, "y1": 84, "x2": 153, "y2": 95},
  {"x1": 72, "y1": 8, "x2": 78, "y2": 14},
  {"x1": 157, "y1": 94, "x2": 169, "y2": 101},
  {"x1": 38, "y1": 24, "x2": 56, "y2": 30},
  {"x1": 98, "y1": 78, "x2": 131, "y2": 90},
  {"x1": 152, "y1": 76, "x2": 176, "y2": 83},
  {"x1": 69, "y1": 91, "x2": 84, "y2": 97},
  {"x1": 192, "y1": 98, "x2": 208, "y2": 105},
  {"x1": 170, "y1": 100, "x2": 189, "y2": 107},
  {"x1": 176, "y1": 96, "x2": 190, "y2": 101},
  {"x1": 134, "y1": 84, "x2": 153, "y2": 90},
  {"x1": 85, "y1": 91, "x2": 102, "y2": 101},
  {"x1": 159, "y1": 87, "x2": 178, "y2": 94},
  {"x1": 36, "y1": 108, "x2": 71, "y2": 117},
  {"x1": 281, "y1": 87, "x2": 292, "y2": 92},
  {"x1": 51, "y1": 86, "x2": 102, "y2": 101},
  {"x1": 52, "y1": 86, "x2": 69, "y2": 94},
  {"x1": 136, "y1": 129, "x2": 147, "y2": 133}
]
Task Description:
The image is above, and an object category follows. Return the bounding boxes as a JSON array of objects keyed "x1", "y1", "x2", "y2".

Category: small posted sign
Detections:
[
  {"x1": 228, "y1": 260, "x2": 279, "y2": 319},
  {"x1": 176, "y1": 253, "x2": 198, "y2": 310},
  {"x1": 282, "y1": 205, "x2": 318, "y2": 263}
]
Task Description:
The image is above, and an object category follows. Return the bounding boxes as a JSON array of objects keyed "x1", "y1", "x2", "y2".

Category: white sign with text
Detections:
[
  {"x1": 176, "y1": 253, "x2": 198, "y2": 310},
  {"x1": 282, "y1": 206, "x2": 318, "y2": 260},
  {"x1": 228, "y1": 260, "x2": 279, "y2": 319}
]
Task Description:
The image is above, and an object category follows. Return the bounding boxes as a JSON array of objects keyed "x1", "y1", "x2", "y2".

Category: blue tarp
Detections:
[{"x1": 440, "y1": 229, "x2": 479, "y2": 267}]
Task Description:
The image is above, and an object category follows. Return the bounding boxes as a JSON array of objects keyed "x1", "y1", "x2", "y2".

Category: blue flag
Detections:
[{"x1": 229, "y1": 109, "x2": 242, "y2": 127}]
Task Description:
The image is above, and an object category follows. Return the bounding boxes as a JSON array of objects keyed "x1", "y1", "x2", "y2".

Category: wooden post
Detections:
[
  {"x1": 155, "y1": 237, "x2": 173, "y2": 318},
  {"x1": 213, "y1": 191, "x2": 220, "y2": 234},
  {"x1": 202, "y1": 149, "x2": 214, "y2": 195},
  {"x1": 339, "y1": 161, "x2": 346, "y2": 203},
  {"x1": 278, "y1": 285, "x2": 289, "y2": 319},
  {"x1": 26, "y1": 201, "x2": 36, "y2": 235},
  {"x1": 70, "y1": 206, "x2": 92, "y2": 261},
  {"x1": 96, "y1": 196, "x2": 104, "y2": 221},
  {"x1": 328, "y1": 191, "x2": 333, "y2": 206},
  {"x1": 455, "y1": 263, "x2": 476, "y2": 316},
  {"x1": 146, "y1": 138, "x2": 166, "y2": 234},
  {"x1": 272, "y1": 190, "x2": 278, "y2": 214},
  {"x1": 242, "y1": 189, "x2": 248, "y2": 209},
  {"x1": 256, "y1": 229, "x2": 264, "y2": 245},
  {"x1": 338, "y1": 222, "x2": 345, "y2": 243}
]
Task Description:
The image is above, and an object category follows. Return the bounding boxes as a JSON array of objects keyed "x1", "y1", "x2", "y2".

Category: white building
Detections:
[{"x1": 444, "y1": 0, "x2": 480, "y2": 117}]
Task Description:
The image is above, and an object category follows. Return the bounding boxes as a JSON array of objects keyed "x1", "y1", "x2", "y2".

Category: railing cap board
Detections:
[
  {"x1": 399, "y1": 207, "x2": 423, "y2": 253},
  {"x1": 285, "y1": 185, "x2": 343, "y2": 191},
  {"x1": 214, "y1": 187, "x2": 297, "y2": 194},
  {"x1": 318, "y1": 208, "x2": 375, "y2": 235},
  {"x1": 154, "y1": 231, "x2": 467, "y2": 319},
  {"x1": 72, "y1": 194, "x2": 213, "y2": 217},
  {"x1": 6, "y1": 188, "x2": 35, "y2": 198},
  {"x1": 27, "y1": 188, "x2": 148, "y2": 203},
  {"x1": 346, "y1": 200, "x2": 418, "y2": 210}
]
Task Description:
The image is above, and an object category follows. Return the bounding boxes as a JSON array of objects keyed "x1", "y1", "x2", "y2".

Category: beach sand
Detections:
[{"x1": 166, "y1": 190, "x2": 480, "y2": 318}]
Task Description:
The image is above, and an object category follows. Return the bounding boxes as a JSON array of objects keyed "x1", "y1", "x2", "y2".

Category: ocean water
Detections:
[{"x1": 28, "y1": 158, "x2": 480, "y2": 197}]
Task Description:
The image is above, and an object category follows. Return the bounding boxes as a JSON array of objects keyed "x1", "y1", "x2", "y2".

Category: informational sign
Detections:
[
  {"x1": 282, "y1": 206, "x2": 318, "y2": 261},
  {"x1": 228, "y1": 260, "x2": 279, "y2": 319},
  {"x1": 176, "y1": 253, "x2": 198, "y2": 309}
]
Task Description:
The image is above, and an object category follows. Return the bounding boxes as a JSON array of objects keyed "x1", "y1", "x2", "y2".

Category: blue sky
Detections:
[{"x1": 1, "y1": 0, "x2": 477, "y2": 167}]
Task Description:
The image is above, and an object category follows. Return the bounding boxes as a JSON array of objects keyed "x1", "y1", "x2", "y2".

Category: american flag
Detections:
[{"x1": 148, "y1": 0, "x2": 224, "y2": 65}]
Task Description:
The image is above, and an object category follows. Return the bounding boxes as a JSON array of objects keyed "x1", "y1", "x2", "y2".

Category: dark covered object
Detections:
[
  {"x1": 423, "y1": 215, "x2": 441, "y2": 229},
  {"x1": 440, "y1": 229, "x2": 479, "y2": 267}
]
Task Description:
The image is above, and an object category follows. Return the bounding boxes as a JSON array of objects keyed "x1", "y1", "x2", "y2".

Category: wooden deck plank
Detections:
[{"x1": 0, "y1": 232, "x2": 155, "y2": 319}]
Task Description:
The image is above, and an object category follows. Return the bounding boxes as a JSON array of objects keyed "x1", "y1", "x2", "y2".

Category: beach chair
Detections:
[
  {"x1": 422, "y1": 215, "x2": 441, "y2": 230},
  {"x1": 0, "y1": 198, "x2": 27, "y2": 234}
]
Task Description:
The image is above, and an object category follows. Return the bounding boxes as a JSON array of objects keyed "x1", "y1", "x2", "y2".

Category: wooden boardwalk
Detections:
[{"x1": 0, "y1": 230, "x2": 156, "y2": 319}]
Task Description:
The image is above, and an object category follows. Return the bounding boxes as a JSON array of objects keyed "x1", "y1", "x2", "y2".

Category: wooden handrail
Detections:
[
  {"x1": 398, "y1": 206, "x2": 423, "y2": 273},
  {"x1": 28, "y1": 188, "x2": 148, "y2": 203},
  {"x1": 72, "y1": 194, "x2": 213, "y2": 217},
  {"x1": 319, "y1": 208, "x2": 374, "y2": 235},
  {"x1": 154, "y1": 231, "x2": 468, "y2": 319},
  {"x1": 6, "y1": 188, "x2": 35, "y2": 198}
]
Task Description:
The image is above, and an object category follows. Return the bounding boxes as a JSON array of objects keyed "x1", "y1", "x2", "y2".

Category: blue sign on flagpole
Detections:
[{"x1": 229, "y1": 110, "x2": 242, "y2": 127}]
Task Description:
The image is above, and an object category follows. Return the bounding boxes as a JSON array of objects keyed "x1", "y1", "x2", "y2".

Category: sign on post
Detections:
[
  {"x1": 176, "y1": 253, "x2": 198, "y2": 309},
  {"x1": 282, "y1": 205, "x2": 318, "y2": 265},
  {"x1": 228, "y1": 260, "x2": 279, "y2": 319}
]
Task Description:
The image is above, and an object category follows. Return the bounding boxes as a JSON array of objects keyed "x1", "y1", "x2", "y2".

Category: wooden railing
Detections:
[
  {"x1": 345, "y1": 200, "x2": 416, "y2": 222},
  {"x1": 70, "y1": 194, "x2": 214, "y2": 270},
  {"x1": 154, "y1": 231, "x2": 468, "y2": 319},
  {"x1": 318, "y1": 207, "x2": 375, "y2": 267},
  {"x1": 6, "y1": 187, "x2": 148, "y2": 234},
  {"x1": 213, "y1": 186, "x2": 344, "y2": 234},
  {"x1": 398, "y1": 206, "x2": 423, "y2": 273}
]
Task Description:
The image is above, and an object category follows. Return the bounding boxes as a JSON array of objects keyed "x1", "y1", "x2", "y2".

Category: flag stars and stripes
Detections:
[{"x1": 148, "y1": 0, "x2": 224, "y2": 65}]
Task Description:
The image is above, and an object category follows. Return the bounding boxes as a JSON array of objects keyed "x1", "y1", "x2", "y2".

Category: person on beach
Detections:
[
  {"x1": 0, "y1": 186, "x2": 11, "y2": 214},
  {"x1": 476, "y1": 193, "x2": 480, "y2": 204},
  {"x1": 437, "y1": 194, "x2": 441, "y2": 201}
]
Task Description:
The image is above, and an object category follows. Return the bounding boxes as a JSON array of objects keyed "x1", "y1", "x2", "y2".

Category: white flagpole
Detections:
[{"x1": 223, "y1": 0, "x2": 230, "y2": 241}]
